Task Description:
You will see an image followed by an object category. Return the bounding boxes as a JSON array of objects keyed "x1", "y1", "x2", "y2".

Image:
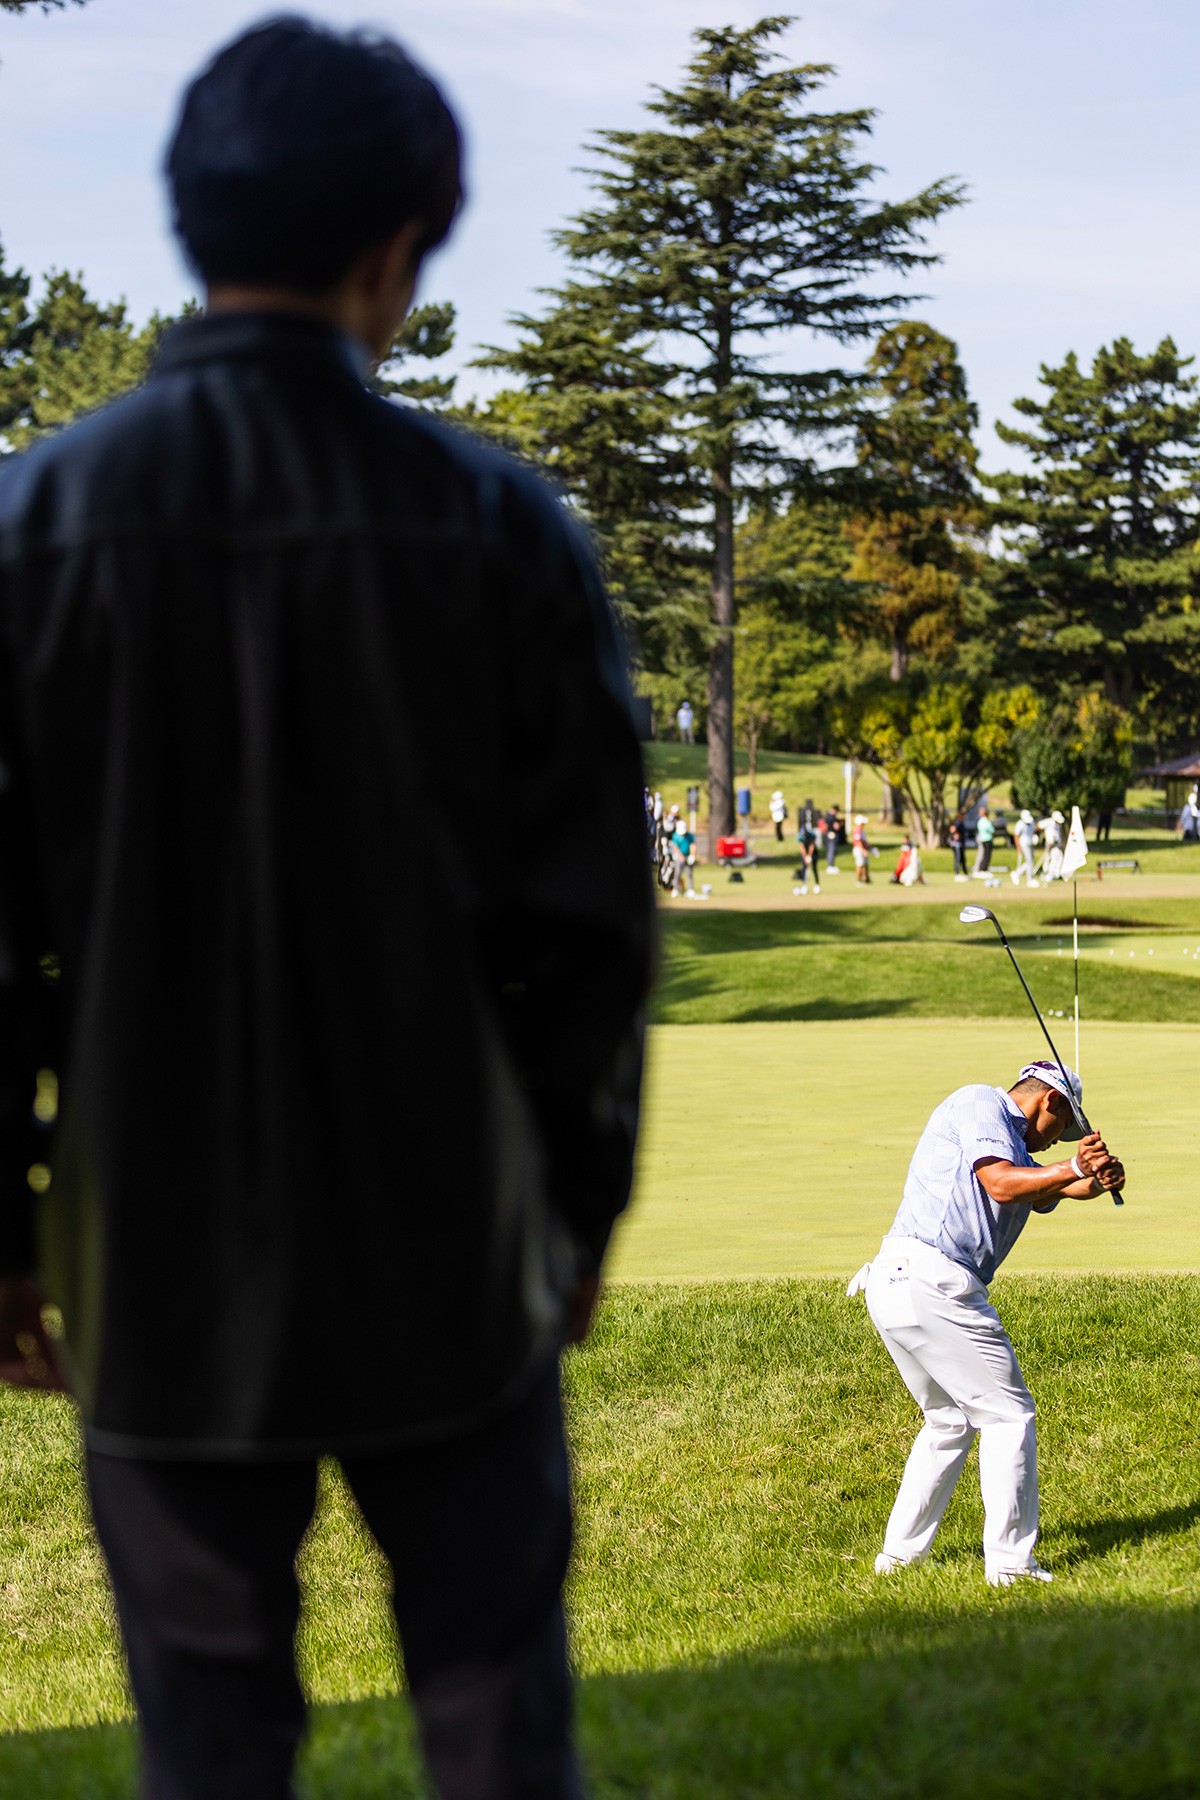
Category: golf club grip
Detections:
[
  {"x1": 997, "y1": 935, "x2": 1126, "y2": 1209},
  {"x1": 1075, "y1": 1107, "x2": 1124, "y2": 1206}
]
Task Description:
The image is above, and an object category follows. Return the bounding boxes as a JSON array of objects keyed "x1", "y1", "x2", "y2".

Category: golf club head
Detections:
[{"x1": 959, "y1": 904, "x2": 995, "y2": 924}]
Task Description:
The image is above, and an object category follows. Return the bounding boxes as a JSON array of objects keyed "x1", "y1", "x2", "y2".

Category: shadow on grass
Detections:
[
  {"x1": 1049, "y1": 1498, "x2": 1200, "y2": 1568},
  {"x1": 724, "y1": 997, "x2": 914, "y2": 1022},
  {"x1": 10, "y1": 1595, "x2": 1200, "y2": 1799}
]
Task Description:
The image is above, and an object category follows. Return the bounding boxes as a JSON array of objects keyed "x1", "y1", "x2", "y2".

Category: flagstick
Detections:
[{"x1": 1073, "y1": 878, "x2": 1080, "y2": 1073}]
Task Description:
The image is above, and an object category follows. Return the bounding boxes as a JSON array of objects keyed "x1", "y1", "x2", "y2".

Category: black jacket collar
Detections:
[{"x1": 153, "y1": 310, "x2": 371, "y2": 384}]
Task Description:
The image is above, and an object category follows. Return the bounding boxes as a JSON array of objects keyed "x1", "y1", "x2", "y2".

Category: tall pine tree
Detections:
[
  {"x1": 992, "y1": 337, "x2": 1200, "y2": 738},
  {"x1": 483, "y1": 16, "x2": 962, "y2": 837},
  {"x1": 847, "y1": 322, "x2": 982, "y2": 684}
]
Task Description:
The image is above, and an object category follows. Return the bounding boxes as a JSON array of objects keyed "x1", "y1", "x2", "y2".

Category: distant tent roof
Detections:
[{"x1": 1137, "y1": 751, "x2": 1200, "y2": 781}]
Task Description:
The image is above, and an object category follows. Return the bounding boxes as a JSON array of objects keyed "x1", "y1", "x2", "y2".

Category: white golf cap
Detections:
[
  {"x1": 1018, "y1": 1060, "x2": 1085, "y2": 1139},
  {"x1": 1020, "y1": 809, "x2": 1034, "y2": 824},
  {"x1": 1051, "y1": 810, "x2": 1065, "y2": 823}
]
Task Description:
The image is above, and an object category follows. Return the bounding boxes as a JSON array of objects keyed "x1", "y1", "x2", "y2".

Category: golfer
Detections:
[{"x1": 850, "y1": 1061, "x2": 1124, "y2": 1586}]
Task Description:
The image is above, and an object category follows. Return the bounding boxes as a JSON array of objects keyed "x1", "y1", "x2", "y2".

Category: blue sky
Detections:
[{"x1": 2, "y1": 0, "x2": 1198, "y2": 465}]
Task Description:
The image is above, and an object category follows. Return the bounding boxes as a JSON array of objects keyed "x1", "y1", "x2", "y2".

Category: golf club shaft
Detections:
[{"x1": 990, "y1": 921, "x2": 1124, "y2": 1204}]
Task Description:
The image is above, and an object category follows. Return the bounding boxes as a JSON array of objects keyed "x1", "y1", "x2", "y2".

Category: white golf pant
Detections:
[{"x1": 865, "y1": 1238, "x2": 1038, "y2": 1575}]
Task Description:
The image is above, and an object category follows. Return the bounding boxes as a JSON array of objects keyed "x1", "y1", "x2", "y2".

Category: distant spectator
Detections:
[
  {"x1": 1012, "y1": 810, "x2": 1039, "y2": 887},
  {"x1": 676, "y1": 699, "x2": 695, "y2": 745},
  {"x1": 794, "y1": 821, "x2": 821, "y2": 895},
  {"x1": 670, "y1": 818, "x2": 696, "y2": 895},
  {"x1": 973, "y1": 806, "x2": 996, "y2": 876},
  {"x1": 1178, "y1": 791, "x2": 1199, "y2": 842},
  {"x1": 891, "y1": 833, "x2": 924, "y2": 885},
  {"x1": 852, "y1": 813, "x2": 872, "y2": 885},
  {"x1": 825, "y1": 804, "x2": 843, "y2": 874},
  {"x1": 814, "y1": 810, "x2": 829, "y2": 864},
  {"x1": 1039, "y1": 811, "x2": 1065, "y2": 881},
  {"x1": 769, "y1": 789, "x2": 789, "y2": 842},
  {"x1": 1096, "y1": 808, "x2": 1115, "y2": 843},
  {"x1": 949, "y1": 813, "x2": 967, "y2": 881}
]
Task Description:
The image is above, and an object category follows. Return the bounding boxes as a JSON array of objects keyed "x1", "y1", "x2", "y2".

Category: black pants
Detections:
[{"x1": 85, "y1": 1362, "x2": 580, "y2": 1800}]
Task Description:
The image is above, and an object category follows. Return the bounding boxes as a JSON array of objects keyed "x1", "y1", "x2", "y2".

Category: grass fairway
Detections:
[
  {"x1": 653, "y1": 894, "x2": 1200, "y2": 1022},
  {"x1": 3, "y1": 1281, "x2": 1200, "y2": 1797},
  {"x1": 615, "y1": 1019, "x2": 1197, "y2": 1279}
]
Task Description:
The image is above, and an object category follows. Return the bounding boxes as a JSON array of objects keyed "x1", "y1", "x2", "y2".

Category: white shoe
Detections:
[
  {"x1": 986, "y1": 1560, "x2": 1053, "y2": 1588},
  {"x1": 874, "y1": 1551, "x2": 910, "y2": 1575}
]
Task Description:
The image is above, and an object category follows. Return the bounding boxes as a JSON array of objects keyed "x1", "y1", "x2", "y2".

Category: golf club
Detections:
[{"x1": 959, "y1": 903, "x2": 1124, "y2": 1205}]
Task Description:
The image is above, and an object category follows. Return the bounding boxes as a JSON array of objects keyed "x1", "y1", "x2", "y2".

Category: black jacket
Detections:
[{"x1": 0, "y1": 312, "x2": 653, "y2": 1458}]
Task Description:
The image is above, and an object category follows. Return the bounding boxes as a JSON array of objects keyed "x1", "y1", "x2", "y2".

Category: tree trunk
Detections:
[
  {"x1": 882, "y1": 627, "x2": 907, "y2": 823},
  {"x1": 747, "y1": 720, "x2": 759, "y2": 787},
  {"x1": 880, "y1": 777, "x2": 906, "y2": 825},
  {"x1": 706, "y1": 306, "x2": 736, "y2": 850}
]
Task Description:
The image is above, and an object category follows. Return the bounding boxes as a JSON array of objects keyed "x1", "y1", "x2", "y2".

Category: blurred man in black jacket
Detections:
[{"x1": 0, "y1": 18, "x2": 653, "y2": 1799}]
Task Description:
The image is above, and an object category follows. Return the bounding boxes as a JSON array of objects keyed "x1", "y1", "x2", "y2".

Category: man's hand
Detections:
[
  {"x1": 563, "y1": 1273, "x2": 601, "y2": 1346},
  {"x1": 1074, "y1": 1132, "x2": 1112, "y2": 1178},
  {"x1": 1075, "y1": 1131, "x2": 1125, "y2": 1192},
  {"x1": 0, "y1": 1278, "x2": 70, "y2": 1392}
]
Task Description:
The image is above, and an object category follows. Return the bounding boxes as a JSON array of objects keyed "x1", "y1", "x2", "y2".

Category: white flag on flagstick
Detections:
[{"x1": 1061, "y1": 804, "x2": 1089, "y2": 879}]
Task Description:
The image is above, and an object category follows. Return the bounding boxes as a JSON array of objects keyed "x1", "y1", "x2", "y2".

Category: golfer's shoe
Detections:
[
  {"x1": 986, "y1": 1561, "x2": 1053, "y2": 1589},
  {"x1": 874, "y1": 1551, "x2": 915, "y2": 1575}
]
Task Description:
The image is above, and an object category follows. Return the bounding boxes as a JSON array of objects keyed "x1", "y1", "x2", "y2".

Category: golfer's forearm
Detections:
[{"x1": 976, "y1": 1159, "x2": 1091, "y2": 1204}]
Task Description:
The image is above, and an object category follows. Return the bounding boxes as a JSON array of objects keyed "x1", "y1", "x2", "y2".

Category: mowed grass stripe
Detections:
[
  {"x1": 654, "y1": 902, "x2": 1200, "y2": 1025},
  {"x1": 615, "y1": 1020, "x2": 1197, "y2": 1278},
  {"x1": 3, "y1": 1280, "x2": 1200, "y2": 1797}
]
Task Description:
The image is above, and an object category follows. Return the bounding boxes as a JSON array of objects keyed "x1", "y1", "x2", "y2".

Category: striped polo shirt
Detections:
[{"x1": 886, "y1": 1084, "x2": 1053, "y2": 1285}]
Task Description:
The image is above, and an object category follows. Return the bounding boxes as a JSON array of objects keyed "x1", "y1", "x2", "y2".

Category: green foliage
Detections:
[
  {"x1": 480, "y1": 17, "x2": 963, "y2": 834},
  {"x1": 0, "y1": 241, "x2": 192, "y2": 451},
  {"x1": 1011, "y1": 691, "x2": 1135, "y2": 819},
  {"x1": 992, "y1": 336, "x2": 1200, "y2": 735},
  {"x1": 0, "y1": 0, "x2": 86, "y2": 11},
  {"x1": 471, "y1": 287, "x2": 705, "y2": 657},
  {"x1": 847, "y1": 321, "x2": 984, "y2": 681},
  {"x1": 841, "y1": 681, "x2": 1039, "y2": 845},
  {"x1": 372, "y1": 301, "x2": 457, "y2": 408}
]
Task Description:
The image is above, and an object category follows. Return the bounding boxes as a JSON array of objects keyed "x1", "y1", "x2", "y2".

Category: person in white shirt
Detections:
[
  {"x1": 849, "y1": 1061, "x2": 1124, "y2": 1586},
  {"x1": 1011, "y1": 810, "x2": 1039, "y2": 885},
  {"x1": 1037, "y1": 810, "x2": 1065, "y2": 880},
  {"x1": 676, "y1": 700, "x2": 695, "y2": 745}
]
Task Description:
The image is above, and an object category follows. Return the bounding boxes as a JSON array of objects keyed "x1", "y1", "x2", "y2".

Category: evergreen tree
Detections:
[
  {"x1": 847, "y1": 322, "x2": 982, "y2": 682},
  {"x1": 482, "y1": 16, "x2": 963, "y2": 838},
  {"x1": 473, "y1": 287, "x2": 704, "y2": 661},
  {"x1": 374, "y1": 301, "x2": 458, "y2": 408},
  {"x1": 0, "y1": 243, "x2": 192, "y2": 452},
  {"x1": 992, "y1": 337, "x2": 1200, "y2": 736}
]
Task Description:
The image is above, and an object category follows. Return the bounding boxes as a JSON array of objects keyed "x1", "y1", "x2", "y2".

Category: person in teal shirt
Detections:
[
  {"x1": 973, "y1": 806, "x2": 996, "y2": 876},
  {"x1": 670, "y1": 825, "x2": 696, "y2": 895}
]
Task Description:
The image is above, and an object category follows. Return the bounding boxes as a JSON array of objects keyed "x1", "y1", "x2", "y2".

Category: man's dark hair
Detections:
[
  {"x1": 1010, "y1": 1075, "x2": 1064, "y2": 1106},
  {"x1": 166, "y1": 14, "x2": 463, "y2": 292}
]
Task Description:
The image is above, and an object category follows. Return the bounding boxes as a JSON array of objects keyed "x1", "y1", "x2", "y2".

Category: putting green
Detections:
[{"x1": 611, "y1": 1019, "x2": 1198, "y2": 1280}]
